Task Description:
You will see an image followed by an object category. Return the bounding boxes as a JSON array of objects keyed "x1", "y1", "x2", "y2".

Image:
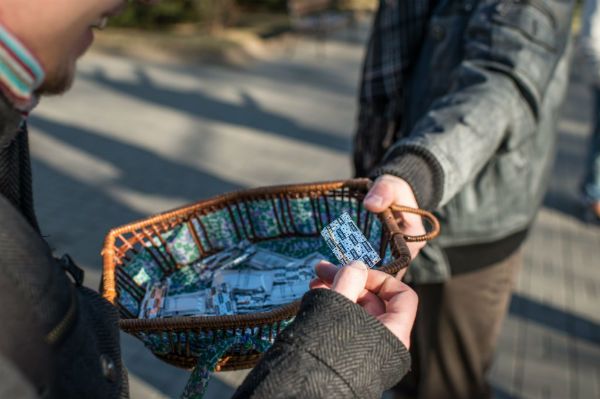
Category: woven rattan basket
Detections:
[{"x1": 101, "y1": 179, "x2": 438, "y2": 371}]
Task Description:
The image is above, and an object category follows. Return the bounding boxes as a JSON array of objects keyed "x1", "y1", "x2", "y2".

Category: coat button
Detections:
[
  {"x1": 430, "y1": 24, "x2": 446, "y2": 41},
  {"x1": 100, "y1": 354, "x2": 117, "y2": 382}
]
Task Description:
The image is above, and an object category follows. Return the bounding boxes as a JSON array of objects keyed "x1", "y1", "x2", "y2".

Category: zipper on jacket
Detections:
[{"x1": 45, "y1": 287, "x2": 78, "y2": 345}]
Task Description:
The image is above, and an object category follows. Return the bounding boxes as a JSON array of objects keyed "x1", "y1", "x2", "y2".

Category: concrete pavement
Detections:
[{"x1": 28, "y1": 23, "x2": 599, "y2": 399}]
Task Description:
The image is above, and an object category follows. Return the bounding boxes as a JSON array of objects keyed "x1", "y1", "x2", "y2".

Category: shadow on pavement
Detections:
[
  {"x1": 30, "y1": 114, "x2": 241, "y2": 203},
  {"x1": 543, "y1": 77, "x2": 593, "y2": 218},
  {"x1": 509, "y1": 293, "x2": 600, "y2": 346},
  {"x1": 543, "y1": 129, "x2": 588, "y2": 218},
  {"x1": 79, "y1": 66, "x2": 351, "y2": 153},
  {"x1": 30, "y1": 113, "x2": 241, "y2": 272},
  {"x1": 492, "y1": 385, "x2": 522, "y2": 399}
]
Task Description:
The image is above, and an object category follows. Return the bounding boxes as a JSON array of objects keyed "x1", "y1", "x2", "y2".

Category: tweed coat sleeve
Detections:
[{"x1": 233, "y1": 289, "x2": 411, "y2": 399}]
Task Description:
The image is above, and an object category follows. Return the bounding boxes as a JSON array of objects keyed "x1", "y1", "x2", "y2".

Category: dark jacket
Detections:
[
  {"x1": 0, "y1": 95, "x2": 410, "y2": 398},
  {"x1": 355, "y1": 0, "x2": 575, "y2": 282},
  {"x1": 0, "y1": 96, "x2": 128, "y2": 399}
]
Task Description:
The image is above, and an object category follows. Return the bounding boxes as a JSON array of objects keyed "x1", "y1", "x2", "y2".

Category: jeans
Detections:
[{"x1": 584, "y1": 87, "x2": 600, "y2": 202}]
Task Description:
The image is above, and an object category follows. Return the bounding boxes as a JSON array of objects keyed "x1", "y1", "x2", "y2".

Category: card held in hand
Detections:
[{"x1": 320, "y1": 212, "x2": 381, "y2": 268}]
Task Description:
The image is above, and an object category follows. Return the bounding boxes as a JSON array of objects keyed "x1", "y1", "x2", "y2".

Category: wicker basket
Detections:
[{"x1": 101, "y1": 179, "x2": 438, "y2": 371}]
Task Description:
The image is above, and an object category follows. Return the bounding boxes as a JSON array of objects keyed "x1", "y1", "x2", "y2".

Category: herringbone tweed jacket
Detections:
[
  {"x1": 0, "y1": 94, "x2": 410, "y2": 398},
  {"x1": 235, "y1": 288, "x2": 411, "y2": 398}
]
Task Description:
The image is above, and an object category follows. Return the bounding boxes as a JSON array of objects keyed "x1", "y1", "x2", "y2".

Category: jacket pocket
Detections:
[{"x1": 442, "y1": 136, "x2": 535, "y2": 239}]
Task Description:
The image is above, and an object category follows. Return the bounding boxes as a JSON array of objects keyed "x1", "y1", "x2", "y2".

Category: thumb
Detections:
[
  {"x1": 364, "y1": 178, "x2": 396, "y2": 213},
  {"x1": 331, "y1": 261, "x2": 368, "y2": 303}
]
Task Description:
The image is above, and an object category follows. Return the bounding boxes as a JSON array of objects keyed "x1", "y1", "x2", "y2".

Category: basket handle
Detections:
[
  {"x1": 377, "y1": 206, "x2": 440, "y2": 275},
  {"x1": 389, "y1": 205, "x2": 440, "y2": 242}
]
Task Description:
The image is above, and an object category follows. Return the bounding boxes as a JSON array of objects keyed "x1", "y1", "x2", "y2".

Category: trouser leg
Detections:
[{"x1": 394, "y1": 250, "x2": 522, "y2": 399}]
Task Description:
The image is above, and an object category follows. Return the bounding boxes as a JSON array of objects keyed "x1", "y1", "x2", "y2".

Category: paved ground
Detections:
[
  {"x1": 488, "y1": 69, "x2": 600, "y2": 398},
  {"x1": 28, "y1": 22, "x2": 599, "y2": 399}
]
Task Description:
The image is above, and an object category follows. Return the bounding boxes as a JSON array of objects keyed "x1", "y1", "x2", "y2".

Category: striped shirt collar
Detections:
[{"x1": 0, "y1": 24, "x2": 45, "y2": 113}]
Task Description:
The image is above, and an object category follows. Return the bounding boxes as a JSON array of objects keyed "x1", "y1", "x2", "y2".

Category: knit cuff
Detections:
[{"x1": 370, "y1": 145, "x2": 444, "y2": 210}]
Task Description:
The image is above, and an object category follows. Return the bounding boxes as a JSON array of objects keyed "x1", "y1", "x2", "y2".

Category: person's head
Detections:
[{"x1": 0, "y1": 0, "x2": 126, "y2": 95}]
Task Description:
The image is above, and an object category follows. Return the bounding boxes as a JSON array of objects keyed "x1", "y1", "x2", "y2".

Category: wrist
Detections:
[
  {"x1": 370, "y1": 146, "x2": 444, "y2": 210},
  {"x1": 376, "y1": 175, "x2": 419, "y2": 208}
]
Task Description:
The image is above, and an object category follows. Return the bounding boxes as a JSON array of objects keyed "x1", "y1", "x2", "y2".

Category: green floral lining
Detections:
[{"x1": 115, "y1": 196, "x2": 396, "y2": 398}]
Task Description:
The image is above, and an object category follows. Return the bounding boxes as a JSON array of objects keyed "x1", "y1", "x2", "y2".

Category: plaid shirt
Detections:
[{"x1": 354, "y1": 0, "x2": 438, "y2": 176}]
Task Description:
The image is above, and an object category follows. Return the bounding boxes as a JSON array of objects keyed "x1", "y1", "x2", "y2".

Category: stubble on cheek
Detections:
[{"x1": 35, "y1": 59, "x2": 76, "y2": 96}]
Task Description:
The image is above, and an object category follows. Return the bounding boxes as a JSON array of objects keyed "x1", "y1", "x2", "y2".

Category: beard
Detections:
[{"x1": 35, "y1": 61, "x2": 75, "y2": 96}]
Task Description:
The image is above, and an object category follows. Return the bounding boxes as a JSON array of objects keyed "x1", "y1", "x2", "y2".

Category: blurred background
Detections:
[{"x1": 28, "y1": 1, "x2": 599, "y2": 398}]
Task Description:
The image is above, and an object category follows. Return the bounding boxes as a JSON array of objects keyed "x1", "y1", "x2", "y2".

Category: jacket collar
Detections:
[
  {"x1": 0, "y1": 91, "x2": 23, "y2": 148},
  {"x1": 0, "y1": 24, "x2": 45, "y2": 112}
]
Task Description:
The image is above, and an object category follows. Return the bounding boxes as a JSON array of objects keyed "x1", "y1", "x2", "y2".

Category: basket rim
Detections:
[
  {"x1": 120, "y1": 300, "x2": 302, "y2": 332},
  {"x1": 103, "y1": 178, "x2": 372, "y2": 238},
  {"x1": 101, "y1": 178, "x2": 411, "y2": 332}
]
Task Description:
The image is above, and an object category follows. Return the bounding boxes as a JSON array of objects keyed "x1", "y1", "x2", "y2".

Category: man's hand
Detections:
[
  {"x1": 310, "y1": 261, "x2": 418, "y2": 349},
  {"x1": 363, "y1": 174, "x2": 426, "y2": 262}
]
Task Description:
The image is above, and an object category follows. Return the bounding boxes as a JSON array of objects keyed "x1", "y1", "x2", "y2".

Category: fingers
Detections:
[
  {"x1": 364, "y1": 176, "x2": 397, "y2": 213},
  {"x1": 377, "y1": 287, "x2": 418, "y2": 348},
  {"x1": 312, "y1": 259, "x2": 418, "y2": 347},
  {"x1": 395, "y1": 268, "x2": 408, "y2": 281},
  {"x1": 314, "y1": 261, "x2": 410, "y2": 301},
  {"x1": 331, "y1": 261, "x2": 368, "y2": 303},
  {"x1": 364, "y1": 269, "x2": 413, "y2": 302},
  {"x1": 384, "y1": 286, "x2": 418, "y2": 319},
  {"x1": 394, "y1": 212, "x2": 426, "y2": 260},
  {"x1": 315, "y1": 261, "x2": 338, "y2": 284},
  {"x1": 357, "y1": 291, "x2": 386, "y2": 316},
  {"x1": 311, "y1": 276, "x2": 386, "y2": 317},
  {"x1": 364, "y1": 174, "x2": 420, "y2": 211},
  {"x1": 364, "y1": 175, "x2": 426, "y2": 260},
  {"x1": 363, "y1": 269, "x2": 418, "y2": 348},
  {"x1": 309, "y1": 278, "x2": 330, "y2": 290}
]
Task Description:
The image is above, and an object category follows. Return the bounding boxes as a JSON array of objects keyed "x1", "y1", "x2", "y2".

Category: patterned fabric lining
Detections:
[
  {"x1": 179, "y1": 322, "x2": 292, "y2": 398},
  {"x1": 115, "y1": 196, "x2": 394, "y2": 398},
  {"x1": 0, "y1": 24, "x2": 45, "y2": 110},
  {"x1": 116, "y1": 197, "x2": 393, "y2": 319}
]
